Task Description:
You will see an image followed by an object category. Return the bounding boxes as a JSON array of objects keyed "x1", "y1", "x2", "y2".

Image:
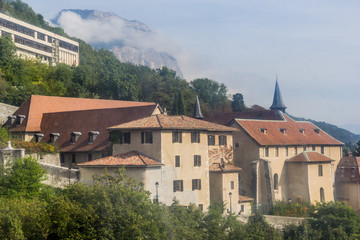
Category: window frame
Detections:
[
  {"x1": 141, "y1": 131, "x2": 153, "y2": 144},
  {"x1": 172, "y1": 131, "x2": 182, "y2": 143},
  {"x1": 219, "y1": 135, "x2": 227, "y2": 146},
  {"x1": 194, "y1": 155, "x2": 201, "y2": 167},
  {"x1": 192, "y1": 179, "x2": 201, "y2": 191},
  {"x1": 191, "y1": 131, "x2": 200, "y2": 143},
  {"x1": 173, "y1": 180, "x2": 184, "y2": 192},
  {"x1": 208, "y1": 134, "x2": 215, "y2": 146},
  {"x1": 318, "y1": 165, "x2": 323, "y2": 177},
  {"x1": 175, "y1": 155, "x2": 180, "y2": 167}
]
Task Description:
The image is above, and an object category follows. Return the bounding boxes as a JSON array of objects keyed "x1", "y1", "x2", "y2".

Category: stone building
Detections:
[
  {"x1": 335, "y1": 156, "x2": 360, "y2": 211},
  {"x1": 78, "y1": 114, "x2": 249, "y2": 213}
]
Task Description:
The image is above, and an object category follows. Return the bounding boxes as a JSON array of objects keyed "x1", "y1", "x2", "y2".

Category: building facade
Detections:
[
  {"x1": 0, "y1": 12, "x2": 79, "y2": 66},
  {"x1": 79, "y1": 114, "x2": 243, "y2": 212}
]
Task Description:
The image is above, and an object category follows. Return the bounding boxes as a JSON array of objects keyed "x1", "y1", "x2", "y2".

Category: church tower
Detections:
[
  {"x1": 193, "y1": 96, "x2": 204, "y2": 119},
  {"x1": 270, "y1": 79, "x2": 287, "y2": 113}
]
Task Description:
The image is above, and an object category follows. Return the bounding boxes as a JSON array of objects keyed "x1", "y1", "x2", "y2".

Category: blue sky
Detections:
[{"x1": 24, "y1": 0, "x2": 360, "y2": 131}]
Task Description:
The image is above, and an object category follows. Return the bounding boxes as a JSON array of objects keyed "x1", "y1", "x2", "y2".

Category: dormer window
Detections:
[
  {"x1": 34, "y1": 133, "x2": 44, "y2": 142},
  {"x1": 314, "y1": 128, "x2": 320, "y2": 134},
  {"x1": 351, "y1": 167, "x2": 356, "y2": 178},
  {"x1": 260, "y1": 128, "x2": 267, "y2": 134},
  {"x1": 50, "y1": 133, "x2": 60, "y2": 143},
  {"x1": 16, "y1": 115, "x2": 25, "y2": 126},
  {"x1": 7, "y1": 116, "x2": 16, "y2": 126},
  {"x1": 71, "y1": 132, "x2": 81, "y2": 144},
  {"x1": 279, "y1": 128, "x2": 286, "y2": 134},
  {"x1": 88, "y1": 131, "x2": 100, "y2": 143},
  {"x1": 299, "y1": 129, "x2": 305, "y2": 135},
  {"x1": 340, "y1": 167, "x2": 344, "y2": 177}
]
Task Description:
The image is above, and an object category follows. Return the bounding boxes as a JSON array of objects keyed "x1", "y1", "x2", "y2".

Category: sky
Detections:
[{"x1": 23, "y1": 0, "x2": 360, "y2": 132}]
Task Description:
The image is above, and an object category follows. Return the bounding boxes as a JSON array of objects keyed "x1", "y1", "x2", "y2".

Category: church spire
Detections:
[
  {"x1": 193, "y1": 96, "x2": 204, "y2": 119},
  {"x1": 270, "y1": 77, "x2": 287, "y2": 113}
]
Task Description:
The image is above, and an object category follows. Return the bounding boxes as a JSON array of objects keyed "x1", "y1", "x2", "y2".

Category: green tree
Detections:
[
  {"x1": 0, "y1": 157, "x2": 46, "y2": 199},
  {"x1": 171, "y1": 90, "x2": 186, "y2": 115},
  {"x1": 231, "y1": 93, "x2": 246, "y2": 112},
  {"x1": 245, "y1": 211, "x2": 281, "y2": 240}
]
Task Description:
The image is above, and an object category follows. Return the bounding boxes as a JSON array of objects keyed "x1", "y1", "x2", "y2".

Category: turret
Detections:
[
  {"x1": 270, "y1": 79, "x2": 287, "y2": 113},
  {"x1": 193, "y1": 96, "x2": 204, "y2": 119}
]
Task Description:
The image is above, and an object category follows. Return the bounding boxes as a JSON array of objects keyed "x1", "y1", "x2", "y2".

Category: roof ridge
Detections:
[
  {"x1": 304, "y1": 151, "x2": 310, "y2": 162},
  {"x1": 137, "y1": 151, "x2": 147, "y2": 165},
  {"x1": 155, "y1": 114, "x2": 162, "y2": 128}
]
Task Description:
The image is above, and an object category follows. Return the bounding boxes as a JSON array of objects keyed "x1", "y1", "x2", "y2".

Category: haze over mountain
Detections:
[{"x1": 52, "y1": 9, "x2": 183, "y2": 77}]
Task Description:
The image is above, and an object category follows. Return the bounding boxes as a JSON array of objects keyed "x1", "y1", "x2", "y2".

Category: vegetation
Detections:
[{"x1": 270, "y1": 201, "x2": 315, "y2": 218}]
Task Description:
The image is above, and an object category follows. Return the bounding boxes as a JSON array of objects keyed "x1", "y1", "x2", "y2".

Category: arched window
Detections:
[
  {"x1": 274, "y1": 173, "x2": 278, "y2": 190},
  {"x1": 320, "y1": 187, "x2": 325, "y2": 202}
]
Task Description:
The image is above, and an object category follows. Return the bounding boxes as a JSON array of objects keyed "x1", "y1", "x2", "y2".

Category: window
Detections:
[
  {"x1": 275, "y1": 146, "x2": 279, "y2": 157},
  {"x1": 314, "y1": 128, "x2": 320, "y2": 134},
  {"x1": 123, "y1": 132, "x2": 131, "y2": 144},
  {"x1": 219, "y1": 135, "x2": 227, "y2": 146},
  {"x1": 199, "y1": 204, "x2": 203, "y2": 211},
  {"x1": 320, "y1": 187, "x2": 325, "y2": 202},
  {"x1": 279, "y1": 128, "x2": 286, "y2": 134},
  {"x1": 71, "y1": 153, "x2": 76, "y2": 163},
  {"x1": 274, "y1": 173, "x2": 279, "y2": 190},
  {"x1": 318, "y1": 165, "x2": 323, "y2": 176},
  {"x1": 299, "y1": 129, "x2": 305, "y2": 135},
  {"x1": 50, "y1": 133, "x2": 60, "y2": 143},
  {"x1": 241, "y1": 205, "x2": 244, "y2": 213},
  {"x1": 71, "y1": 132, "x2": 81, "y2": 144},
  {"x1": 260, "y1": 128, "x2": 267, "y2": 134},
  {"x1": 340, "y1": 167, "x2": 345, "y2": 177},
  {"x1": 141, "y1": 131, "x2": 153, "y2": 144},
  {"x1": 231, "y1": 181, "x2": 234, "y2": 190},
  {"x1": 88, "y1": 131, "x2": 99, "y2": 143},
  {"x1": 192, "y1": 179, "x2": 201, "y2": 190},
  {"x1": 16, "y1": 115, "x2": 25, "y2": 126},
  {"x1": 265, "y1": 147, "x2": 269, "y2": 157},
  {"x1": 34, "y1": 133, "x2": 44, "y2": 143},
  {"x1": 351, "y1": 167, "x2": 356, "y2": 177},
  {"x1": 173, "y1": 180, "x2": 183, "y2": 192},
  {"x1": 208, "y1": 135, "x2": 215, "y2": 146},
  {"x1": 321, "y1": 146, "x2": 324, "y2": 154},
  {"x1": 285, "y1": 146, "x2": 289, "y2": 157},
  {"x1": 194, "y1": 155, "x2": 201, "y2": 166},
  {"x1": 294, "y1": 146, "x2": 298, "y2": 155},
  {"x1": 191, "y1": 131, "x2": 200, "y2": 143},
  {"x1": 88, "y1": 153, "x2": 92, "y2": 162},
  {"x1": 312, "y1": 145, "x2": 316, "y2": 151},
  {"x1": 303, "y1": 146, "x2": 307, "y2": 152},
  {"x1": 60, "y1": 154, "x2": 65, "y2": 164},
  {"x1": 172, "y1": 131, "x2": 182, "y2": 143},
  {"x1": 175, "y1": 156, "x2": 180, "y2": 167}
]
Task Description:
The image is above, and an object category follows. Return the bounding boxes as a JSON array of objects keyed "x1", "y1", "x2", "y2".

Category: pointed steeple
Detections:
[
  {"x1": 193, "y1": 96, "x2": 204, "y2": 119},
  {"x1": 270, "y1": 78, "x2": 287, "y2": 113}
]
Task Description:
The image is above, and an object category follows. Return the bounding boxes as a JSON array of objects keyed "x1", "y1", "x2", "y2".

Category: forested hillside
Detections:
[{"x1": 0, "y1": 0, "x2": 232, "y2": 115}]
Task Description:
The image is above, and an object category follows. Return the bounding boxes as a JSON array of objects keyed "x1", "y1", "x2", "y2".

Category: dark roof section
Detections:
[
  {"x1": 7, "y1": 95, "x2": 157, "y2": 132},
  {"x1": 286, "y1": 151, "x2": 334, "y2": 163},
  {"x1": 193, "y1": 96, "x2": 204, "y2": 120},
  {"x1": 38, "y1": 105, "x2": 157, "y2": 152},
  {"x1": 109, "y1": 114, "x2": 237, "y2": 132},
  {"x1": 270, "y1": 80, "x2": 287, "y2": 113},
  {"x1": 204, "y1": 110, "x2": 284, "y2": 126},
  {"x1": 78, "y1": 151, "x2": 162, "y2": 167},
  {"x1": 336, "y1": 156, "x2": 360, "y2": 183}
]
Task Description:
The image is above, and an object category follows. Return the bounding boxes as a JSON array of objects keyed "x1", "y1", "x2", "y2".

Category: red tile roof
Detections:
[
  {"x1": 286, "y1": 151, "x2": 334, "y2": 163},
  {"x1": 336, "y1": 156, "x2": 360, "y2": 183},
  {"x1": 78, "y1": 151, "x2": 162, "y2": 167},
  {"x1": 109, "y1": 114, "x2": 237, "y2": 132},
  {"x1": 8, "y1": 95, "x2": 156, "y2": 132},
  {"x1": 235, "y1": 113, "x2": 342, "y2": 146},
  {"x1": 38, "y1": 105, "x2": 157, "y2": 152},
  {"x1": 238, "y1": 195, "x2": 254, "y2": 202},
  {"x1": 209, "y1": 162, "x2": 242, "y2": 172}
]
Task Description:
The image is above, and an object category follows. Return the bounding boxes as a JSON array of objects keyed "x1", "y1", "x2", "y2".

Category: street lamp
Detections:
[
  {"x1": 229, "y1": 192, "x2": 232, "y2": 213},
  {"x1": 155, "y1": 181, "x2": 159, "y2": 204}
]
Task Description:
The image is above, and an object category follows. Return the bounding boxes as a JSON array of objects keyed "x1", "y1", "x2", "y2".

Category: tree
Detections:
[
  {"x1": 245, "y1": 211, "x2": 281, "y2": 240},
  {"x1": 231, "y1": 93, "x2": 246, "y2": 112},
  {"x1": 353, "y1": 141, "x2": 360, "y2": 156},
  {"x1": 171, "y1": 90, "x2": 186, "y2": 115},
  {"x1": 0, "y1": 156, "x2": 47, "y2": 199}
]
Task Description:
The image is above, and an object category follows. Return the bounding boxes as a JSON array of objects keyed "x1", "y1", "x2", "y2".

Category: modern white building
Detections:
[{"x1": 0, "y1": 12, "x2": 79, "y2": 66}]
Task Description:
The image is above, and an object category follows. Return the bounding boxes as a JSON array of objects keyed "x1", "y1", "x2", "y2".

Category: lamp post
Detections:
[
  {"x1": 229, "y1": 192, "x2": 232, "y2": 213},
  {"x1": 155, "y1": 181, "x2": 159, "y2": 204}
]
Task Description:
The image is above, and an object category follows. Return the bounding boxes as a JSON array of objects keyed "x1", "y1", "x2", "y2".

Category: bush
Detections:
[{"x1": 270, "y1": 201, "x2": 315, "y2": 217}]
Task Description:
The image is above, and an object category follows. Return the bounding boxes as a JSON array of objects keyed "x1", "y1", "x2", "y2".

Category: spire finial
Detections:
[
  {"x1": 270, "y1": 77, "x2": 286, "y2": 113},
  {"x1": 193, "y1": 96, "x2": 204, "y2": 119}
]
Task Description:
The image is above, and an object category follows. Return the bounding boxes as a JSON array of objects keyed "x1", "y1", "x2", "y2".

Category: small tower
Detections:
[
  {"x1": 193, "y1": 96, "x2": 204, "y2": 119},
  {"x1": 270, "y1": 78, "x2": 287, "y2": 113}
]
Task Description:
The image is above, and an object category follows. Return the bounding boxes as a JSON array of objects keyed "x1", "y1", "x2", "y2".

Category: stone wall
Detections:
[
  {"x1": 264, "y1": 215, "x2": 304, "y2": 229},
  {"x1": 41, "y1": 162, "x2": 79, "y2": 188},
  {"x1": 0, "y1": 102, "x2": 18, "y2": 124}
]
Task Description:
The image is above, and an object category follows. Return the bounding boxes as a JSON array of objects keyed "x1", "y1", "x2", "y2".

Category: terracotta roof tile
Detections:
[
  {"x1": 235, "y1": 113, "x2": 342, "y2": 146},
  {"x1": 209, "y1": 162, "x2": 242, "y2": 172},
  {"x1": 109, "y1": 114, "x2": 237, "y2": 132},
  {"x1": 238, "y1": 195, "x2": 254, "y2": 202},
  {"x1": 8, "y1": 95, "x2": 156, "y2": 132},
  {"x1": 286, "y1": 151, "x2": 334, "y2": 163},
  {"x1": 78, "y1": 151, "x2": 162, "y2": 167}
]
